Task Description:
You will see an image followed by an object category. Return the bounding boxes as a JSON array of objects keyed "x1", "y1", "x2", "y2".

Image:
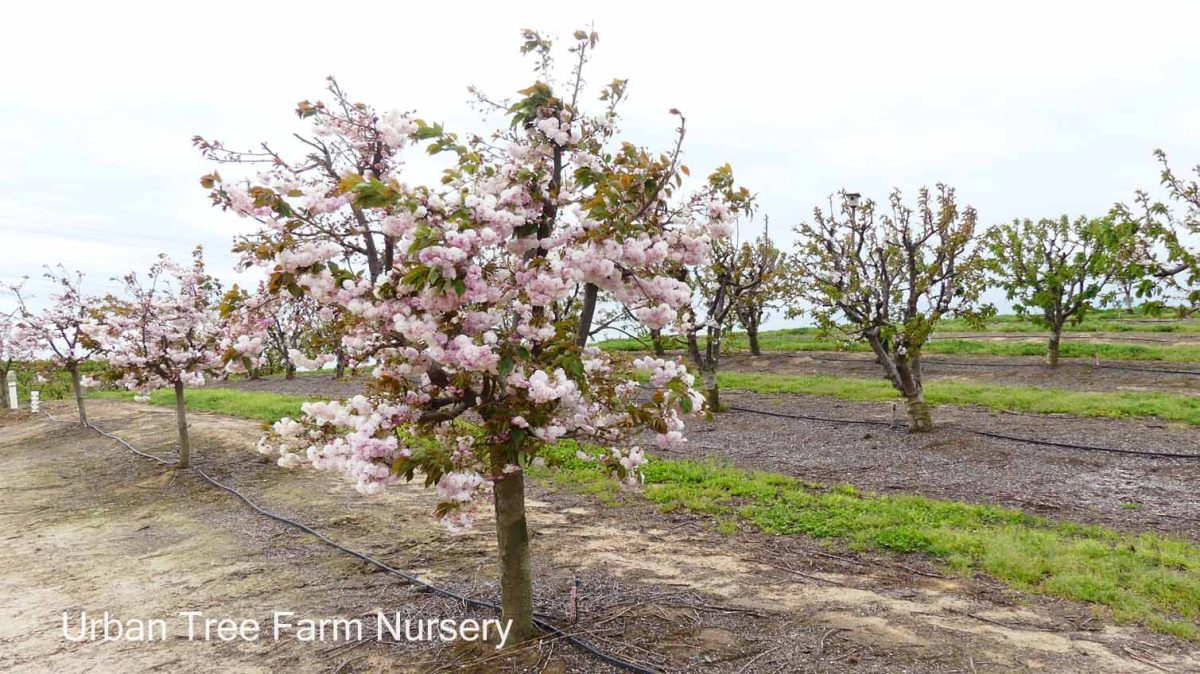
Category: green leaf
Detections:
[{"x1": 678, "y1": 394, "x2": 693, "y2": 414}]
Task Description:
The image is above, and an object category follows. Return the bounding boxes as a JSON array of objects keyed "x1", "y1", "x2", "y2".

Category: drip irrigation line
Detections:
[
  {"x1": 961, "y1": 428, "x2": 1200, "y2": 459},
  {"x1": 88, "y1": 419, "x2": 176, "y2": 465},
  {"x1": 723, "y1": 405, "x2": 1200, "y2": 460},
  {"x1": 39, "y1": 411, "x2": 659, "y2": 674}
]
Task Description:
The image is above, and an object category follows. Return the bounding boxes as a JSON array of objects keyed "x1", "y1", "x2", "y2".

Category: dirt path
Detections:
[{"x1": 2, "y1": 402, "x2": 1198, "y2": 673}]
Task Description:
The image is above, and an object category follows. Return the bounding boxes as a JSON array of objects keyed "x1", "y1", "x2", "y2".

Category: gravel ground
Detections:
[
  {"x1": 672, "y1": 391, "x2": 1200, "y2": 540},
  {"x1": 721, "y1": 351, "x2": 1200, "y2": 395}
]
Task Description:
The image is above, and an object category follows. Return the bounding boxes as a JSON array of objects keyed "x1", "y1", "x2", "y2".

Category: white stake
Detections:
[{"x1": 6, "y1": 381, "x2": 16, "y2": 410}]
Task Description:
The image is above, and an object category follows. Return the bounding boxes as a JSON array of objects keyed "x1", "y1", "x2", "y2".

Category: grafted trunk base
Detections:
[
  {"x1": 492, "y1": 468, "x2": 535, "y2": 645},
  {"x1": 905, "y1": 397, "x2": 934, "y2": 433}
]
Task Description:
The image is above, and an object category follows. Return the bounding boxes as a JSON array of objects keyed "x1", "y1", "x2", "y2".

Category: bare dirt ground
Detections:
[
  {"x1": 4, "y1": 402, "x2": 1199, "y2": 673},
  {"x1": 721, "y1": 351, "x2": 1200, "y2": 395}
]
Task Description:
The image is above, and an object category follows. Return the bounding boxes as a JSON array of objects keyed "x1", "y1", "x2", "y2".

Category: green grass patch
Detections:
[
  {"x1": 93, "y1": 388, "x2": 310, "y2": 424},
  {"x1": 535, "y1": 442, "x2": 1200, "y2": 640},
  {"x1": 716, "y1": 371, "x2": 1200, "y2": 425}
]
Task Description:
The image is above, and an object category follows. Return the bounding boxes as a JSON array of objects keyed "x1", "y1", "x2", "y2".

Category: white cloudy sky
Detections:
[{"x1": 2, "y1": 0, "x2": 1198, "y2": 322}]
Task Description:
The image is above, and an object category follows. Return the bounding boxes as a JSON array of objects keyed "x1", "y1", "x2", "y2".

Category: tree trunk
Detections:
[
  {"x1": 1048, "y1": 330, "x2": 1062, "y2": 368},
  {"x1": 686, "y1": 332, "x2": 702, "y2": 369},
  {"x1": 174, "y1": 380, "x2": 191, "y2": 468},
  {"x1": 285, "y1": 362, "x2": 296, "y2": 380},
  {"x1": 747, "y1": 328, "x2": 761, "y2": 357},
  {"x1": 335, "y1": 350, "x2": 347, "y2": 380},
  {"x1": 1124, "y1": 288, "x2": 1134, "y2": 314},
  {"x1": 650, "y1": 329, "x2": 666, "y2": 357},
  {"x1": 491, "y1": 459, "x2": 535, "y2": 645},
  {"x1": 0, "y1": 370, "x2": 8, "y2": 409},
  {"x1": 575, "y1": 283, "x2": 598, "y2": 348},
  {"x1": 69, "y1": 365, "x2": 88, "y2": 426},
  {"x1": 701, "y1": 368, "x2": 720, "y2": 412},
  {"x1": 904, "y1": 394, "x2": 934, "y2": 433}
]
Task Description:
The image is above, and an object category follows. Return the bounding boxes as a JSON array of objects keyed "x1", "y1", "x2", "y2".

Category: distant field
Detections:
[
  {"x1": 937, "y1": 309, "x2": 1200, "y2": 334},
  {"x1": 600, "y1": 313, "x2": 1200, "y2": 363}
]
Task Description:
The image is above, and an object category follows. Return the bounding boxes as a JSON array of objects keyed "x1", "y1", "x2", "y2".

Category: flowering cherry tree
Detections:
[
  {"x1": 11, "y1": 268, "x2": 103, "y2": 424},
  {"x1": 198, "y1": 30, "x2": 750, "y2": 641},
  {"x1": 221, "y1": 283, "x2": 333, "y2": 379},
  {"x1": 87, "y1": 249, "x2": 224, "y2": 467},
  {"x1": 1, "y1": 290, "x2": 33, "y2": 409}
]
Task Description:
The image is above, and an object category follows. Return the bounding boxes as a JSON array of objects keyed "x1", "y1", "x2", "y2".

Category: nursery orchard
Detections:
[{"x1": 3, "y1": 24, "x2": 1200, "y2": 674}]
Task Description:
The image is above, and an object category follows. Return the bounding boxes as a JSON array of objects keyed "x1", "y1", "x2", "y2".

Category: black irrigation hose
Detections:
[
  {"x1": 87, "y1": 419, "x2": 176, "y2": 465},
  {"x1": 962, "y1": 428, "x2": 1200, "y2": 460},
  {"x1": 723, "y1": 405, "x2": 1200, "y2": 460},
  {"x1": 801, "y1": 353, "x2": 1200, "y2": 376},
  {"x1": 40, "y1": 411, "x2": 659, "y2": 674}
]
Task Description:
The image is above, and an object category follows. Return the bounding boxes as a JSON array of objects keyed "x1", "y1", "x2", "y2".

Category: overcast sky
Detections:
[{"x1": 2, "y1": 0, "x2": 1198, "y2": 324}]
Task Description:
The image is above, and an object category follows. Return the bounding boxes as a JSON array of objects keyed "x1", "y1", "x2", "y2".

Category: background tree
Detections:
[
  {"x1": 222, "y1": 283, "x2": 331, "y2": 380},
  {"x1": 219, "y1": 285, "x2": 270, "y2": 379},
  {"x1": 985, "y1": 215, "x2": 1131, "y2": 366},
  {"x1": 685, "y1": 211, "x2": 777, "y2": 412},
  {"x1": 88, "y1": 249, "x2": 225, "y2": 468},
  {"x1": 200, "y1": 30, "x2": 748, "y2": 643},
  {"x1": 11, "y1": 268, "x2": 103, "y2": 424},
  {"x1": 1113, "y1": 149, "x2": 1200, "y2": 315},
  {"x1": 581, "y1": 304, "x2": 674, "y2": 355},
  {"x1": 1111, "y1": 226, "x2": 1154, "y2": 315},
  {"x1": 792, "y1": 187, "x2": 986, "y2": 432},
  {"x1": 731, "y1": 219, "x2": 789, "y2": 356},
  {"x1": 0, "y1": 289, "x2": 31, "y2": 409}
]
